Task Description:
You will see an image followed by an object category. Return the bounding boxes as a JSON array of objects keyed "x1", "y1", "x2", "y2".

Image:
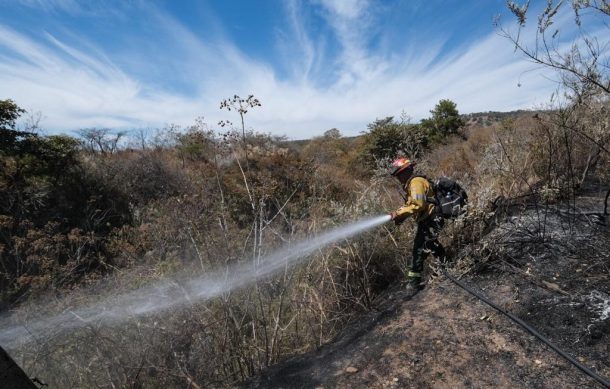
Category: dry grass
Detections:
[{"x1": 2, "y1": 94, "x2": 608, "y2": 387}]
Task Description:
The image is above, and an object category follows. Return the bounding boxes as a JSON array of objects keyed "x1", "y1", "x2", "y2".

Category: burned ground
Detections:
[{"x1": 249, "y1": 194, "x2": 610, "y2": 388}]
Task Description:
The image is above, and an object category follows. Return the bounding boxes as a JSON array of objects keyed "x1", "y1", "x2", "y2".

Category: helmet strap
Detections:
[{"x1": 396, "y1": 167, "x2": 414, "y2": 185}]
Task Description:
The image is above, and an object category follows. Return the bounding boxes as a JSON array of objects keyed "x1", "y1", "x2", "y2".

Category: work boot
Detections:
[{"x1": 404, "y1": 277, "x2": 423, "y2": 295}]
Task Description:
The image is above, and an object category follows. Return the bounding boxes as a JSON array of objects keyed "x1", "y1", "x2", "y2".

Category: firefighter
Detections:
[{"x1": 389, "y1": 158, "x2": 445, "y2": 292}]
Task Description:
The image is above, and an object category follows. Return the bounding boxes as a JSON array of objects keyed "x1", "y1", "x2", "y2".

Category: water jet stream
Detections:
[{"x1": 0, "y1": 214, "x2": 391, "y2": 348}]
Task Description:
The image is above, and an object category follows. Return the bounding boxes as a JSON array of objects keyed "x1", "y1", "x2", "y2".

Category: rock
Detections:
[
  {"x1": 345, "y1": 366, "x2": 358, "y2": 373},
  {"x1": 542, "y1": 280, "x2": 569, "y2": 295}
]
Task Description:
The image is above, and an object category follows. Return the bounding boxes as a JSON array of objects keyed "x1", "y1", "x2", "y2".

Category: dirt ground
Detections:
[{"x1": 249, "y1": 195, "x2": 610, "y2": 388}]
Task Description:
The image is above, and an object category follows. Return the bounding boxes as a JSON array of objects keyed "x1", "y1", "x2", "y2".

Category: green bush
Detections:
[
  {"x1": 362, "y1": 116, "x2": 428, "y2": 165},
  {"x1": 0, "y1": 100, "x2": 132, "y2": 303},
  {"x1": 420, "y1": 99, "x2": 465, "y2": 142}
]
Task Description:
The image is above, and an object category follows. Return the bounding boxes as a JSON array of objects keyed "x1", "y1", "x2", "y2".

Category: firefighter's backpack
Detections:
[{"x1": 432, "y1": 177, "x2": 468, "y2": 218}]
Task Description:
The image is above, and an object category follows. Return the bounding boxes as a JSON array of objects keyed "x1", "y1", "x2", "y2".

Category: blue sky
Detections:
[{"x1": 0, "y1": 0, "x2": 601, "y2": 138}]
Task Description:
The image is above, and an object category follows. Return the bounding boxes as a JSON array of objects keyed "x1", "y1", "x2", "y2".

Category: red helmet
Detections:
[{"x1": 390, "y1": 158, "x2": 416, "y2": 176}]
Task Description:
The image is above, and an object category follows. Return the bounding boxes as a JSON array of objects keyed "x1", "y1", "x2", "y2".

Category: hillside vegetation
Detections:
[{"x1": 0, "y1": 2, "x2": 609, "y2": 387}]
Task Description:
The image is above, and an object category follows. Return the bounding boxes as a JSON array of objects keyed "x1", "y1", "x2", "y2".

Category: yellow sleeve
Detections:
[{"x1": 392, "y1": 178, "x2": 428, "y2": 223}]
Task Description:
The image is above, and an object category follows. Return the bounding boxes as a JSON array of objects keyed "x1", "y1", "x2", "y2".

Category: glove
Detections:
[{"x1": 390, "y1": 212, "x2": 404, "y2": 226}]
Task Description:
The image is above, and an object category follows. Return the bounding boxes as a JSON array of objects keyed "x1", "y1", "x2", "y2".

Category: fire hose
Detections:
[{"x1": 442, "y1": 268, "x2": 610, "y2": 388}]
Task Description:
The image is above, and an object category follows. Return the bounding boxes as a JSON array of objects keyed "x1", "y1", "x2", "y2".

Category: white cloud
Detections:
[
  {"x1": 280, "y1": 0, "x2": 317, "y2": 81},
  {"x1": 0, "y1": 2, "x2": 564, "y2": 139},
  {"x1": 13, "y1": 0, "x2": 81, "y2": 13},
  {"x1": 316, "y1": 0, "x2": 370, "y2": 20},
  {"x1": 315, "y1": 0, "x2": 384, "y2": 86},
  {"x1": 0, "y1": 25, "x2": 203, "y2": 130}
]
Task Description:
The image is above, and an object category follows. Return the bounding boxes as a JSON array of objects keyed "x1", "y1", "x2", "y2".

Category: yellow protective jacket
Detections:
[{"x1": 393, "y1": 176, "x2": 436, "y2": 223}]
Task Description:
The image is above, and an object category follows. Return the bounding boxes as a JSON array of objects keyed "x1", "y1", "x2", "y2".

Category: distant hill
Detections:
[
  {"x1": 462, "y1": 109, "x2": 545, "y2": 127},
  {"x1": 286, "y1": 109, "x2": 541, "y2": 151}
]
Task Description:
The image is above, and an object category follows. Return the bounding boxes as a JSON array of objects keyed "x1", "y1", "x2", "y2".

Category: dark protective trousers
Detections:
[{"x1": 411, "y1": 214, "x2": 445, "y2": 275}]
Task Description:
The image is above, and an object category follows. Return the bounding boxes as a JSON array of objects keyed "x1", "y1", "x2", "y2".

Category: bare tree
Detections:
[
  {"x1": 77, "y1": 128, "x2": 126, "y2": 154},
  {"x1": 499, "y1": 0, "x2": 610, "y2": 98},
  {"x1": 151, "y1": 124, "x2": 180, "y2": 150},
  {"x1": 132, "y1": 128, "x2": 150, "y2": 150},
  {"x1": 21, "y1": 110, "x2": 44, "y2": 134},
  {"x1": 498, "y1": 0, "x2": 610, "y2": 215}
]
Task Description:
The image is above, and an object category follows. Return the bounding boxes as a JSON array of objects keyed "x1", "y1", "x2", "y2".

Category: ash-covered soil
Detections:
[{"x1": 249, "y1": 195, "x2": 610, "y2": 388}]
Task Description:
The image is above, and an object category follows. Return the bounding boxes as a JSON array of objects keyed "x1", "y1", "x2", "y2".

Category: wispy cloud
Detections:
[
  {"x1": 280, "y1": 0, "x2": 317, "y2": 81},
  {"x1": 12, "y1": 0, "x2": 81, "y2": 13},
  {"x1": 0, "y1": 1, "x2": 565, "y2": 139},
  {"x1": 316, "y1": 0, "x2": 386, "y2": 86},
  {"x1": 0, "y1": 24, "x2": 201, "y2": 129},
  {"x1": 317, "y1": 0, "x2": 369, "y2": 20}
]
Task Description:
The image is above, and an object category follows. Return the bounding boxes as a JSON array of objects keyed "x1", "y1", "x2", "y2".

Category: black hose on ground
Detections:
[{"x1": 441, "y1": 269, "x2": 610, "y2": 388}]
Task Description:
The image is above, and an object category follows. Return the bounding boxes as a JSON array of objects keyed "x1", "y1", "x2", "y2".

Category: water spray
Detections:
[{"x1": 0, "y1": 214, "x2": 391, "y2": 348}]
